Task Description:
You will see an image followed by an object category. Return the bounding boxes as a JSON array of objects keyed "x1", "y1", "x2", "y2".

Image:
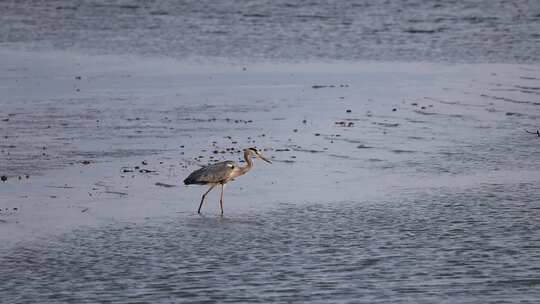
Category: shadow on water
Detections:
[{"x1": 1, "y1": 183, "x2": 539, "y2": 303}]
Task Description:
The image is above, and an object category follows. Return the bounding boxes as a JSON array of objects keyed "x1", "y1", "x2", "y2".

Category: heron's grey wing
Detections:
[{"x1": 184, "y1": 161, "x2": 236, "y2": 185}]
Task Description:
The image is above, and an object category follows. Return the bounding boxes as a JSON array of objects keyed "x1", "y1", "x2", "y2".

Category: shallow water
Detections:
[{"x1": 2, "y1": 183, "x2": 540, "y2": 303}]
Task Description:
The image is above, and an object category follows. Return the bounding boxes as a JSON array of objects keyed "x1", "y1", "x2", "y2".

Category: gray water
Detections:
[
  {"x1": 1, "y1": 0, "x2": 539, "y2": 63},
  {"x1": 2, "y1": 185, "x2": 540, "y2": 303}
]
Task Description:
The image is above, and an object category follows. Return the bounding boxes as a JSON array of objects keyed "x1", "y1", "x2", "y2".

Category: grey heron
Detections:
[{"x1": 183, "y1": 147, "x2": 272, "y2": 215}]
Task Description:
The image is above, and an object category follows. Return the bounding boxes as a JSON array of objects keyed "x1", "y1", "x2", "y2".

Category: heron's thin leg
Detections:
[
  {"x1": 219, "y1": 183, "x2": 225, "y2": 216},
  {"x1": 198, "y1": 184, "x2": 216, "y2": 214}
]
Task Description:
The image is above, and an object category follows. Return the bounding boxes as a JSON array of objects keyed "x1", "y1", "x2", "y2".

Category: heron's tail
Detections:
[
  {"x1": 183, "y1": 174, "x2": 206, "y2": 185},
  {"x1": 183, "y1": 176, "x2": 194, "y2": 185}
]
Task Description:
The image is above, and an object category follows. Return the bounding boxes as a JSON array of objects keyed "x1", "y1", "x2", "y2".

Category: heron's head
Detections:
[{"x1": 246, "y1": 147, "x2": 272, "y2": 163}]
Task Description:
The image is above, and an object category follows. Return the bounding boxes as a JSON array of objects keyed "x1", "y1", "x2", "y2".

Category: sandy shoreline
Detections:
[{"x1": 2, "y1": 49, "x2": 540, "y2": 248}]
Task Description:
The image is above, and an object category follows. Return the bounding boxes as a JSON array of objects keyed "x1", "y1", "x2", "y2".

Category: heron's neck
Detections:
[{"x1": 240, "y1": 150, "x2": 254, "y2": 174}]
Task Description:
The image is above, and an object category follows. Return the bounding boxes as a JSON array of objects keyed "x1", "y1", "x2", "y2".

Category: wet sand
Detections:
[{"x1": 1, "y1": 49, "x2": 540, "y2": 302}]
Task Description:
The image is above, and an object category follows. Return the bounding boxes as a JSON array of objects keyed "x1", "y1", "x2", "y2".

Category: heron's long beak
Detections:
[{"x1": 258, "y1": 154, "x2": 272, "y2": 164}]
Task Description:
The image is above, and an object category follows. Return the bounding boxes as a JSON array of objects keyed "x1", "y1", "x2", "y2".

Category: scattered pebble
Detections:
[
  {"x1": 155, "y1": 182, "x2": 176, "y2": 188},
  {"x1": 357, "y1": 144, "x2": 373, "y2": 149},
  {"x1": 312, "y1": 84, "x2": 348, "y2": 89}
]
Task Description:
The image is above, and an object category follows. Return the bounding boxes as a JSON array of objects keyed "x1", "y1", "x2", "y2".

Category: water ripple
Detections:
[{"x1": 1, "y1": 183, "x2": 539, "y2": 303}]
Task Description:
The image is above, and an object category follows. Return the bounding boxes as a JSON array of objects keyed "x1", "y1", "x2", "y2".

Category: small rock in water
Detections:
[{"x1": 155, "y1": 182, "x2": 176, "y2": 188}]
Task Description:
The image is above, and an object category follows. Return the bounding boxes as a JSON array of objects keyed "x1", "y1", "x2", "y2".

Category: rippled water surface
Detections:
[
  {"x1": 1, "y1": 0, "x2": 539, "y2": 62},
  {"x1": 2, "y1": 183, "x2": 540, "y2": 303}
]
